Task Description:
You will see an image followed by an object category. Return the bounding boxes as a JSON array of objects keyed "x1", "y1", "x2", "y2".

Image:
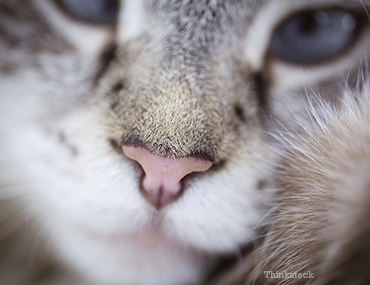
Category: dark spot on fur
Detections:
[
  {"x1": 234, "y1": 104, "x2": 246, "y2": 122},
  {"x1": 95, "y1": 44, "x2": 118, "y2": 84},
  {"x1": 112, "y1": 80, "x2": 126, "y2": 92},
  {"x1": 109, "y1": 138, "x2": 123, "y2": 154},
  {"x1": 70, "y1": 146, "x2": 78, "y2": 156},
  {"x1": 109, "y1": 80, "x2": 126, "y2": 110},
  {"x1": 110, "y1": 101, "x2": 119, "y2": 110},
  {"x1": 0, "y1": 4, "x2": 15, "y2": 17},
  {"x1": 0, "y1": 25, "x2": 21, "y2": 48},
  {"x1": 257, "y1": 179, "x2": 267, "y2": 191},
  {"x1": 253, "y1": 72, "x2": 269, "y2": 115},
  {"x1": 0, "y1": 62, "x2": 18, "y2": 75},
  {"x1": 58, "y1": 131, "x2": 78, "y2": 157},
  {"x1": 58, "y1": 132, "x2": 66, "y2": 143}
]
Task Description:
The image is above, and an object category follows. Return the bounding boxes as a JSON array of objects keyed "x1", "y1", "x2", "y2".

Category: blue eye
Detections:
[
  {"x1": 56, "y1": 0, "x2": 119, "y2": 25},
  {"x1": 270, "y1": 9, "x2": 363, "y2": 64}
]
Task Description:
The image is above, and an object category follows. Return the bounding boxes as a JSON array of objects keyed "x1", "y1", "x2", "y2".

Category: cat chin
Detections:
[{"x1": 51, "y1": 220, "x2": 213, "y2": 285}]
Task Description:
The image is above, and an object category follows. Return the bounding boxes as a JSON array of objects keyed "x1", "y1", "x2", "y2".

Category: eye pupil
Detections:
[{"x1": 298, "y1": 14, "x2": 319, "y2": 34}]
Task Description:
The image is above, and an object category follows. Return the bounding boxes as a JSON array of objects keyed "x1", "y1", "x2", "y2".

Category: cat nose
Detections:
[{"x1": 122, "y1": 145, "x2": 212, "y2": 209}]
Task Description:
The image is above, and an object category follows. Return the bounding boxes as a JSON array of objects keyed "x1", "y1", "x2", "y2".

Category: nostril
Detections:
[{"x1": 122, "y1": 145, "x2": 213, "y2": 209}]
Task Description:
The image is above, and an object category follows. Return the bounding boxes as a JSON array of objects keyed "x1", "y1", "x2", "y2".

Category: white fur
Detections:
[
  {"x1": 1, "y1": 1, "x2": 370, "y2": 284},
  {"x1": 118, "y1": 0, "x2": 146, "y2": 42}
]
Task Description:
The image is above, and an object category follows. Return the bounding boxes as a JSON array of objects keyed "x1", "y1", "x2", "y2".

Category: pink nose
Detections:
[{"x1": 122, "y1": 145, "x2": 213, "y2": 209}]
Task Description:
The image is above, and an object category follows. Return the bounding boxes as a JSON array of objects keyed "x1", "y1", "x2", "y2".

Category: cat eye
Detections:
[
  {"x1": 270, "y1": 9, "x2": 364, "y2": 64},
  {"x1": 55, "y1": 0, "x2": 119, "y2": 25}
]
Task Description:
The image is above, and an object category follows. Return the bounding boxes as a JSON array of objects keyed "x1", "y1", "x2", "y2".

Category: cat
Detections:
[
  {"x1": 0, "y1": 0, "x2": 369, "y2": 284},
  {"x1": 209, "y1": 79, "x2": 370, "y2": 285}
]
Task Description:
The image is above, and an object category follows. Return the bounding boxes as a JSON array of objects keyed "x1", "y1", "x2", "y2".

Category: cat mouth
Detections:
[
  {"x1": 85, "y1": 211, "x2": 170, "y2": 244},
  {"x1": 115, "y1": 226, "x2": 169, "y2": 249}
]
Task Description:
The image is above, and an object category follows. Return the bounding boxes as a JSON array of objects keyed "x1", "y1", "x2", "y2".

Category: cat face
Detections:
[{"x1": 0, "y1": 0, "x2": 369, "y2": 284}]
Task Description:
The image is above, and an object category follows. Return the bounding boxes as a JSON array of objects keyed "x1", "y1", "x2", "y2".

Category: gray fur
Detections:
[{"x1": 0, "y1": 0, "x2": 370, "y2": 284}]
